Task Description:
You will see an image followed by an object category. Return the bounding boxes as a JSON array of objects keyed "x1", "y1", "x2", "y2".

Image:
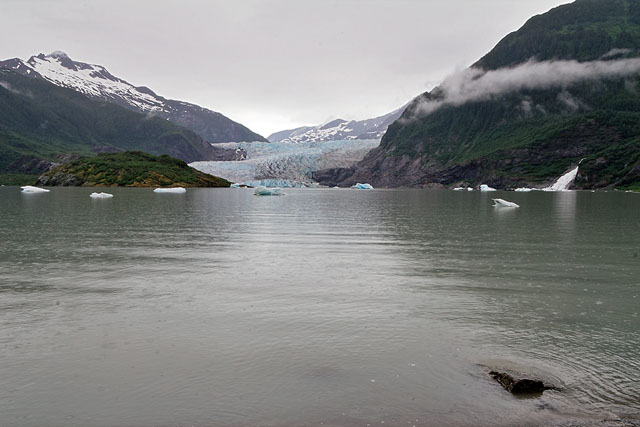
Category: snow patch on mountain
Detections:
[{"x1": 22, "y1": 52, "x2": 165, "y2": 112}]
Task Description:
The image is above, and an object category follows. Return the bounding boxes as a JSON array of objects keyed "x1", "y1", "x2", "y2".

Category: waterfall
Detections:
[{"x1": 543, "y1": 166, "x2": 579, "y2": 191}]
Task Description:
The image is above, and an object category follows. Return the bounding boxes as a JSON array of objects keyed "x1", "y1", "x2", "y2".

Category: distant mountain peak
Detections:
[
  {"x1": 49, "y1": 50, "x2": 70, "y2": 59},
  {"x1": 268, "y1": 106, "x2": 406, "y2": 143}
]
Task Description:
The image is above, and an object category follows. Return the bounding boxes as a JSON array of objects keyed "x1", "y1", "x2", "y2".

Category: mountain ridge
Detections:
[
  {"x1": 0, "y1": 69, "x2": 240, "y2": 176},
  {"x1": 267, "y1": 106, "x2": 405, "y2": 143},
  {"x1": 0, "y1": 51, "x2": 267, "y2": 143}
]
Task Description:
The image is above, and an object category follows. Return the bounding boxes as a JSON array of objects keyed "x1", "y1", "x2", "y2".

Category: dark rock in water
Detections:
[{"x1": 489, "y1": 370, "x2": 557, "y2": 395}]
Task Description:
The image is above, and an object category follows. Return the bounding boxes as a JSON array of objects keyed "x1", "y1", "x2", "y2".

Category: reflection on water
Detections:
[{"x1": 0, "y1": 187, "x2": 638, "y2": 426}]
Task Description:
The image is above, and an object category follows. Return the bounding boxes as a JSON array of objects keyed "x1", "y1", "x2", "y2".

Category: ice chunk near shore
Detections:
[
  {"x1": 21, "y1": 186, "x2": 50, "y2": 193},
  {"x1": 230, "y1": 183, "x2": 241, "y2": 188},
  {"x1": 480, "y1": 184, "x2": 497, "y2": 192},
  {"x1": 153, "y1": 187, "x2": 186, "y2": 193},
  {"x1": 514, "y1": 188, "x2": 533, "y2": 192},
  {"x1": 543, "y1": 166, "x2": 579, "y2": 191},
  {"x1": 493, "y1": 198, "x2": 520, "y2": 208},
  {"x1": 352, "y1": 183, "x2": 374, "y2": 189},
  {"x1": 254, "y1": 186, "x2": 283, "y2": 196},
  {"x1": 453, "y1": 187, "x2": 473, "y2": 191},
  {"x1": 90, "y1": 192, "x2": 113, "y2": 198}
]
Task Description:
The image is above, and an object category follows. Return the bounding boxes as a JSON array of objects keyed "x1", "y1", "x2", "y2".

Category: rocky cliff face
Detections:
[
  {"x1": 315, "y1": 0, "x2": 640, "y2": 190},
  {"x1": 0, "y1": 51, "x2": 266, "y2": 143}
]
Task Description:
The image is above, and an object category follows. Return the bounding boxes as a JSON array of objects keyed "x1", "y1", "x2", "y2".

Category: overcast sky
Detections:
[{"x1": 0, "y1": 0, "x2": 570, "y2": 136}]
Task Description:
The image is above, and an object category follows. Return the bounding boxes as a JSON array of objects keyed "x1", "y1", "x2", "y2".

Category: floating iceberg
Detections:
[
  {"x1": 480, "y1": 184, "x2": 497, "y2": 192},
  {"x1": 153, "y1": 187, "x2": 186, "y2": 193},
  {"x1": 229, "y1": 183, "x2": 241, "y2": 188},
  {"x1": 493, "y1": 198, "x2": 520, "y2": 208},
  {"x1": 453, "y1": 187, "x2": 473, "y2": 191},
  {"x1": 89, "y1": 192, "x2": 113, "y2": 198},
  {"x1": 543, "y1": 166, "x2": 579, "y2": 191},
  {"x1": 352, "y1": 183, "x2": 374, "y2": 189},
  {"x1": 254, "y1": 186, "x2": 283, "y2": 196},
  {"x1": 21, "y1": 186, "x2": 50, "y2": 193},
  {"x1": 514, "y1": 187, "x2": 533, "y2": 192}
]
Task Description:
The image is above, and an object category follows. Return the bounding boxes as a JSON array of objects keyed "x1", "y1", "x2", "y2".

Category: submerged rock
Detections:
[{"x1": 489, "y1": 370, "x2": 557, "y2": 395}]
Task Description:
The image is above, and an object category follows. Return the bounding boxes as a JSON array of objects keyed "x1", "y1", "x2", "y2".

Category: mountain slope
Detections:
[
  {"x1": 0, "y1": 51, "x2": 267, "y2": 143},
  {"x1": 268, "y1": 106, "x2": 405, "y2": 143},
  {"x1": 315, "y1": 0, "x2": 640, "y2": 190},
  {"x1": 0, "y1": 69, "x2": 234, "y2": 174}
]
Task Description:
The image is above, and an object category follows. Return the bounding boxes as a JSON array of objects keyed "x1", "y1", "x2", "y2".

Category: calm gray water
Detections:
[{"x1": 0, "y1": 187, "x2": 638, "y2": 427}]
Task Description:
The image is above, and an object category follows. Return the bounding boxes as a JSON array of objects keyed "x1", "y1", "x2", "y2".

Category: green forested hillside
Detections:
[
  {"x1": 0, "y1": 69, "x2": 220, "y2": 175},
  {"x1": 476, "y1": 0, "x2": 640, "y2": 69},
  {"x1": 316, "y1": 0, "x2": 640, "y2": 189},
  {"x1": 36, "y1": 151, "x2": 230, "y2": 187}
]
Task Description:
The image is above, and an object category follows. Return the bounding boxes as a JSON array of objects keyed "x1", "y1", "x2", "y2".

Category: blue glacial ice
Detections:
[
  {"x1": 254, "y1": 186, "x2": 284, "y2": 196},
  {"x1": 190, "y1": 139, "x2": 379, "y2": 188},
  {"x1": 352, "y1": 183, "x2": 374, "y2": 189}
]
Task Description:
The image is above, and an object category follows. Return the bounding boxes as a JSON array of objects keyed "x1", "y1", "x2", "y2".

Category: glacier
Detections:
[{"x1": 190, "y1": 139, "x2": 379, "y2": 187}]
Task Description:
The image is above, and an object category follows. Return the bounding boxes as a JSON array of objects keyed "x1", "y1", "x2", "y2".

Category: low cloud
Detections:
[
  {"x1": 0, "y1": 80, "x2": 32, "y2": 97},
  {"x1": 408, "y1": 57, "x2": 640, "y2": 119}
]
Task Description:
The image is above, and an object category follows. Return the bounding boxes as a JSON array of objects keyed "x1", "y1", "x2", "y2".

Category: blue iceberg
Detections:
[
  {"x1": 352, "y1": 183, "x2": 374, "y2": 189},
  {"x1": 254, "y1": 186, "x2": 284, "y2": 196}
]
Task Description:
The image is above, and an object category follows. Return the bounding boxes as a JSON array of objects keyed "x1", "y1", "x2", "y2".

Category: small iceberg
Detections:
[
  {"x1": 514, "y1": 187, "x2": 533, "y2": 192},
  {"x1": 21, "y1": 186, "x2": 50, "y2": 193},
  {"x1": 90, "y1": 192, "x2": 113, "y2": 199},
  {"x1": 480, "y1": 184, "x2": 497, "y2": 192},
  {"x1": 493, "y1": 198, "x2": 520, "y2": 208},
  {"x1": 254, "y1": 186, "x2": 283, "y2": 196},
  {"x1": 543, "y1": 166, "x2": 579, "y2": 191},
  {"x1": 230, "y1": 183, "x2": 241, "y2": 188},
  {"x1": 153, "y1": 187, "x2": 186, "y2": 193},
  {"x1": 352, "y1": 183, "x2": 374, "y2": 189},
  {"x1": 453, "y1": 187, "x2": 474, "y2": 191}
]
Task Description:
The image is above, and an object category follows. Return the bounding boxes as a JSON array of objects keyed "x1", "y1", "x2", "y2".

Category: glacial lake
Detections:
[{"x1": 1, "y1": 186, "x2": 638, "y2": 426}]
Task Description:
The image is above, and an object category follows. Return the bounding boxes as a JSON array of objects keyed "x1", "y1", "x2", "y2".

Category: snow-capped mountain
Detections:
[
  {"x1": 0, "y1": 51, "x2": 266, "y2": 143},
  {"x1": 267, "y1": 106, "x2": 405, "y2": 143}
]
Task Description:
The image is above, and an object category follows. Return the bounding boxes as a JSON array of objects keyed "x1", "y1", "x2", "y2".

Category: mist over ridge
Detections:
[{"x1": 408, "y1": 56, "x2": 640, "y2": 120}]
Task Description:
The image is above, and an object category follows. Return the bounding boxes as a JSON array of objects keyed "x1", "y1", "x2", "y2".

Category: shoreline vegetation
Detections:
[{"x1": 33, "y1": 151, "x2": 230, "y2": 188}]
